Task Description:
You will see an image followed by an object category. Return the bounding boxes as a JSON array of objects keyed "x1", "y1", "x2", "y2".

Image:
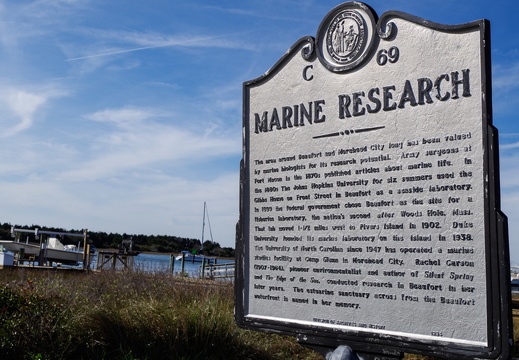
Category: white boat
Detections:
[
  {"x1": 0, "y1": 240, "x2": 40, "y2": 257},
  {"x1": 43, "y1": 236, "x2": 84, "y2": 264},
  {"x1": 3, "y1": 227, "x2": 87, "y2": 266},
  {"x1": 175, "y1": 250, "x2": 214, "y2": 264}
]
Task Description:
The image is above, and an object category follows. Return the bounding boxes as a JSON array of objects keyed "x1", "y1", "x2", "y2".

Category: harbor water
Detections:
[{"x1": 132, "y1": 253, "x2": 233, "y2": 277}]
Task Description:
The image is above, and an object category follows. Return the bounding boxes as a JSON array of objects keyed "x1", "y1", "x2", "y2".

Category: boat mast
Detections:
[
  {"x1": 201, "y1": 202, "x2": 214, "y2": 249},
  {"x1": 206, "y1": 204, "x2": 214, "y2": 244},
  {"x1": 201, "y1": 201, "x2": 206, "y2": 246}
]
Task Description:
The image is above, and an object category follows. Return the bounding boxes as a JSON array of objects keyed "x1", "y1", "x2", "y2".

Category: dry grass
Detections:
[
  {"x1": 0, "y1": 269, "x2": 321, "y2": 360},
  {"x1": 0, "y1": 269, "x2": 516, "y2": 360}
]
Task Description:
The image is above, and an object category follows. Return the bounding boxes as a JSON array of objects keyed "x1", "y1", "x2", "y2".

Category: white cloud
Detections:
[
  {"x1": 493, "y1": 62, "x2": 519, "y2": 92},
  {"x1": 0, "y1": 81, "x2": 69, "y2": 137},
  {"x1": 500, "y1": 142, "x2": 519, "y2": 185},
  {"x1": 55, "y1": 106, "x2": 239, "y2": 181},
  {"x1": 66, "y1": 29, "x2": 253, "y2": 62},
  {"x1": 7, "y1": 90, "x2": 46, "y2": 132},
  {"x1": 21, "y1": 0, "x2": 91, "y2": 21},
  {"x1": 0, "y1": 88, "x2": 51, "y2": 137},
  {"x1": 86, "y1": 106, "x2": 166, "y2": 125},
  {"x1": 501, "y1": 142, "x2": 519, "y2": 150},
  {"x1": 502, "y1": 191, "x2": 519, "y2": 266}
]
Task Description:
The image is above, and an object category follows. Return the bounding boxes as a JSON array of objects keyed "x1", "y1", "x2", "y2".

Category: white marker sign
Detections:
[{"x1": 236, "y1": 3, "x2": 512, "y2": 359}]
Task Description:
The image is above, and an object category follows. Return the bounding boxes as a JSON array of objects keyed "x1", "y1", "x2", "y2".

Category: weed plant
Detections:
[{"x1": 0, "y1": 269, "x2": 516, "y2": 360}]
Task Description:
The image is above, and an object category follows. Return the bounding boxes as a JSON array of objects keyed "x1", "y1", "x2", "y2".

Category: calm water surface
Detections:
[{"x1": 133, "y1": 253, "x2": 233, "y2": 277}]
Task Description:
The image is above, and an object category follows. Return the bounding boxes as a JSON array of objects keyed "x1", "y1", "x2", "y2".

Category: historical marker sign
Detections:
[{"x1": 236, "y1": 2, "x2": 512, "y2": 359}]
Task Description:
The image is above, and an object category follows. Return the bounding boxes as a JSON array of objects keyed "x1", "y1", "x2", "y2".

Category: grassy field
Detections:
[{"x1": 0, "y1": 269, "x2": 515, "y2": 360}]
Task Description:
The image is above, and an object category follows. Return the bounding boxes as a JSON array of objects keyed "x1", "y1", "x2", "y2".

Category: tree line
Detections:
[{"x1": 0, "y1": 222, "x2": 235, "y2": 258}]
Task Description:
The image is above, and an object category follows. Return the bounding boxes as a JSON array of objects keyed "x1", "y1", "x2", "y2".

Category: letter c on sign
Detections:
[{"x1": 303, "y1": 65, "x2": 314, "y2": 81}]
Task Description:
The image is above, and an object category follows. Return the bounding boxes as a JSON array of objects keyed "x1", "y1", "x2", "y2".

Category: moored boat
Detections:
[
  {"x1": 1, "y1": 227, "x2": 89, "y2": 267},
  {"x1": 0, "y1": 240, "x2": 40, "y2": 257},
  {"x1": 175, "y1": 250, "x2": 214, "y2": 264},
  {"x1": 175, "y1": 202, "x2": 216, "y2": 264},
  {"x1": 43, "y1": 236, "x2": 84, "y2": 264}
]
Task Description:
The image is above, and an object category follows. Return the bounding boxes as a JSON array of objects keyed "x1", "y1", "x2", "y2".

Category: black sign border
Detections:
[{"x1": 236, "y1": 3, "x2": 513, "y2": 359}]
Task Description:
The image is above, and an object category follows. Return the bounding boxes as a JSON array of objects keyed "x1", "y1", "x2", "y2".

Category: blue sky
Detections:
[{"x1": 0, "y1": 0, "x2": 518, "y2": 258}]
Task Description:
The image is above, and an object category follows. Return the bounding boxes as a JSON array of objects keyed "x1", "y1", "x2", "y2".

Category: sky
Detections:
[{"x1": 0, "y1": 0, "x2": 518, "y2": 258}]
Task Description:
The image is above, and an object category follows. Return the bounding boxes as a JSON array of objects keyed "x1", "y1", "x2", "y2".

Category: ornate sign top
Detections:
[{"x1": 316, "y1": 2, "x2": 377, "y2": 72}]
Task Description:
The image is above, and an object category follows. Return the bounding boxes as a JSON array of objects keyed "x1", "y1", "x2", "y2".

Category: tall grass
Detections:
[
  {"x1": 0, "y1": 269, "x2": 320, "y2": 360},
  {"x1": 0, "y1": 269, "x2": 516, "y2": 360}
]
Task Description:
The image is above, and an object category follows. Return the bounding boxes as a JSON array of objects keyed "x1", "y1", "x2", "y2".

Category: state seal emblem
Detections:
[
  {"x1": 316, "y1": 2, "x2": 377, "y2": 72},
  {"x1": 327, "y1": 11, "x2": 365, "y2": 64}
]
